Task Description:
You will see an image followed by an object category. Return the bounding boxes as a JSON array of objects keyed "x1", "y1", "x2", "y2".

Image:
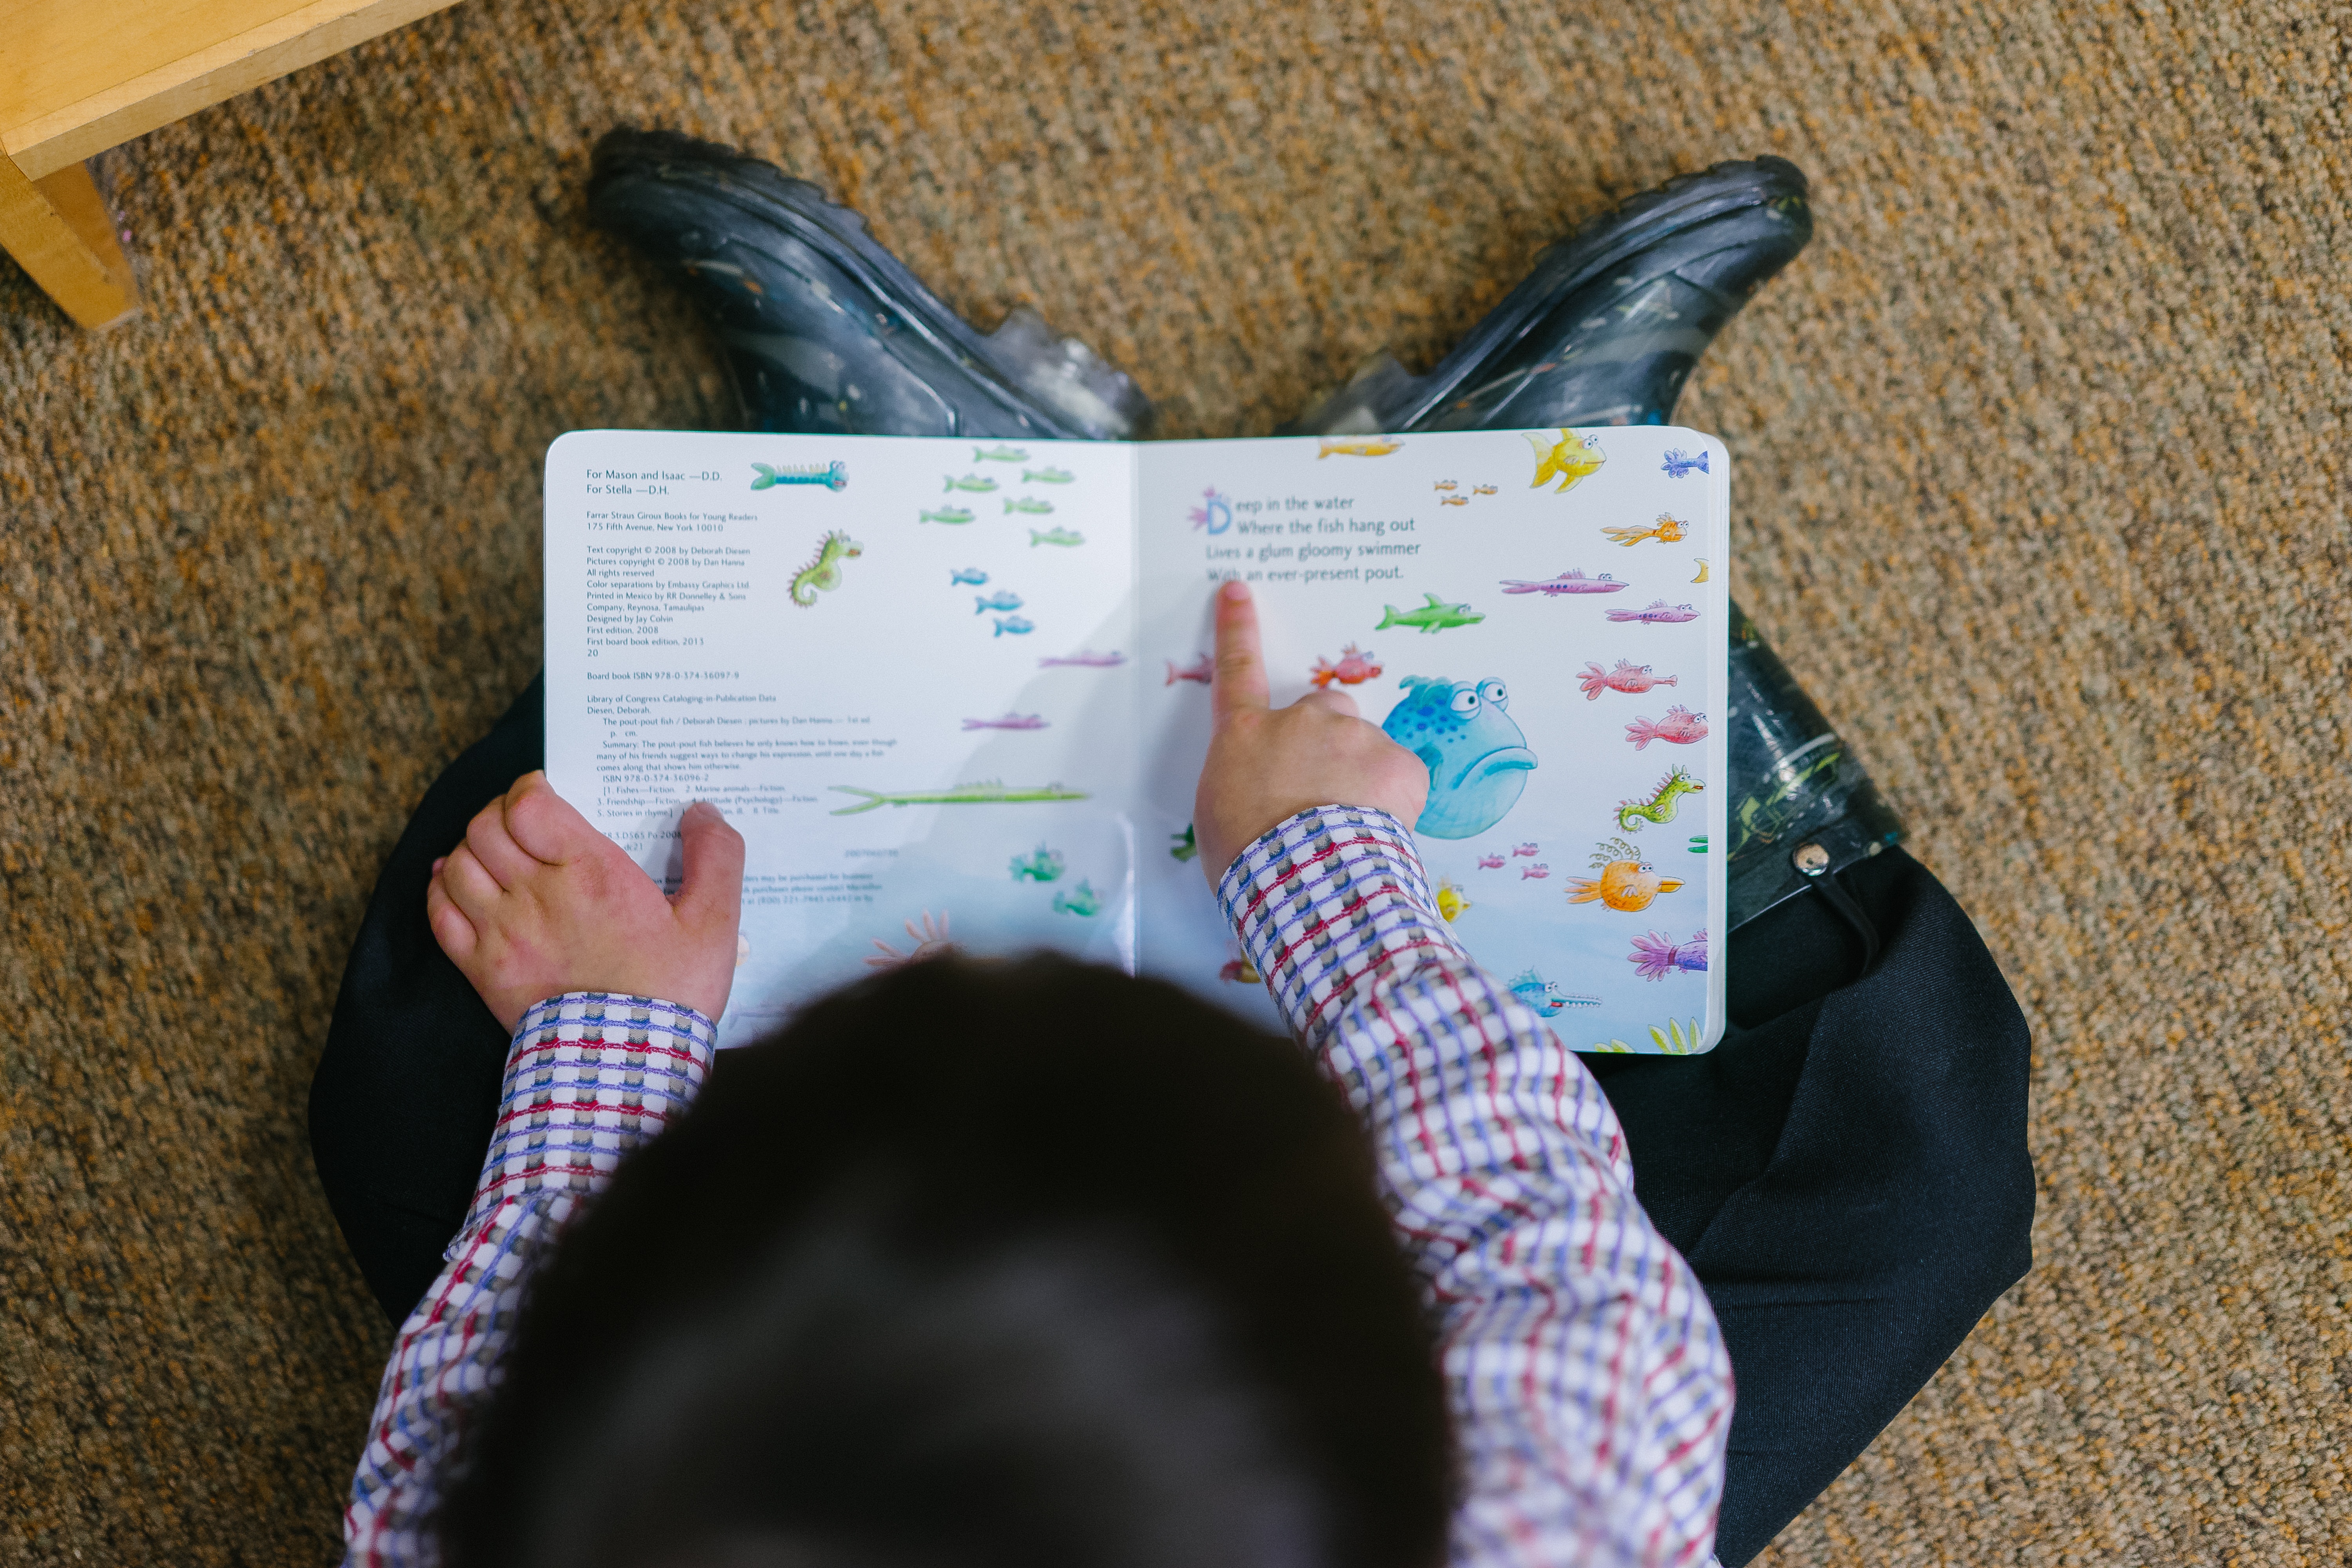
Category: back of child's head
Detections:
[{"x1": 436, "y1": 955, "x2": 1454, "y2": 1568}]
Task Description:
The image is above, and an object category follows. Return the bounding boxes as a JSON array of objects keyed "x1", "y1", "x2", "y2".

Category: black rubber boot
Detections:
[
  {"x1": 588, "y1": 129, "x2": 1152, "y2": 441},
  {"x1": 1282, "y1": 156, "x2": 1812, "y2": 434}
]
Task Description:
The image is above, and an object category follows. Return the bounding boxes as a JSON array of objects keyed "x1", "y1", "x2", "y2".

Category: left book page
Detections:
[{"x1": 544, "y1": 430, "x2": 1141, "y2": 1046}]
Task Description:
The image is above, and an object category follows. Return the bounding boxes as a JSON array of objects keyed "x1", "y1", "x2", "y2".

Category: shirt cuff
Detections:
[
  {"x1": 1215, "y1": 805, "x2": 1469, "y2": 1044},
  {"x1": 456, "y1": 991, "x2": 717, "y2": 1238}
]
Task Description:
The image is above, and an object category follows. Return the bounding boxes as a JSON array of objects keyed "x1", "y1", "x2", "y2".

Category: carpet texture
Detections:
[{"x1": 3, "y1": 0, "x2": 2347, "y2": 1561}]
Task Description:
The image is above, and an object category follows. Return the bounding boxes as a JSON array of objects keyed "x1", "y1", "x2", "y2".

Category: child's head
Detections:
[{"x1": 437, "y1": 955, "x2": 1454, "y2": 1568}]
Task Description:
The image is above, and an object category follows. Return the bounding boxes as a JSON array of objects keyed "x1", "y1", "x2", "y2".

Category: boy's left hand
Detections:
[{"x1": 427, "y1": 771, "x2": 744, "y2": 1034}]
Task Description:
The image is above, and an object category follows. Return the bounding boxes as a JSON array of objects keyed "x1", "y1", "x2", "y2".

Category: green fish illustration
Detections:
[
  {"x1": 1009, "y1": 844, "x2": 1065, "y2": 883},
  {"x1": 1023, "y1": 466, "x2": 1075, "y2": 484},
  {"x1": 1030, "y1": 526, "x2": 1084, "y2": 547},
  {"x1": 829, "y1": 781, "x2": 1090, "y2": 816},
  {"x1": 1004, "y1": 495, "x2": 1055, "y2": 515},
  {"x1": 1053, "y1": 879, "x2": 1104, "y2": 918},
  {"x1": 1375, "y1": 592, "x2": 1486, "y2": 634},
  {"x1": 920, "y1": 506, "x2": 976, "y2": 525},
  {"x1": 975, "y1": 445, "x2": 1030, "y2": 462},
  {"x1": 945, "y1": 473, "x2": 1000, "y2": 493},
  {"x1": 1169, "y1": 824, "x2": 1198, "y2": 862}
]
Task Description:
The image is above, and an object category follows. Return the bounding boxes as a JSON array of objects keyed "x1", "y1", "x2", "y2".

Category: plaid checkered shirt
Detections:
[{"x1": 343, "y1": 805, "x2": 1731, "y2": 1566}]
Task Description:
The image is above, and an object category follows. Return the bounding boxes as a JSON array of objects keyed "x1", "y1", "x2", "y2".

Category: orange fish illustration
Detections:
[
  {"x1": 1318, "y1": 436, "x2": 1404, "y2": 459},
  {"x1": 1439, "y1": 494, "x2": 1469, "y2": 506},
  {"x1": 1309, "y1": 642, "x2": 1383, "y2": 688},
  {"x1": 1601, "y1": 513, "x2": 1690, "y2": 547},
  {"x1": 1565, "y1": 838, "x2": 1686, "y2": 913}
]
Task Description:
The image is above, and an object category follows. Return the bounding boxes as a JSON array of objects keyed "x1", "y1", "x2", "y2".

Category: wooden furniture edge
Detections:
[
  {"x1": 2, "y1": 0, "x2": 463, "y2": 181},
  {"x1": 0, "y1": 155, "x2": 137, "y2": 327}
]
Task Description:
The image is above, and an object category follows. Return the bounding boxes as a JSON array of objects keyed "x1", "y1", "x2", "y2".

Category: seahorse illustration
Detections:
[
  {"x1": 789, "y1": 530, "x2": 863, "y2": 607},
  {"x1": 1615, "y1": 764, "x2": 1705, "y2": 832}
]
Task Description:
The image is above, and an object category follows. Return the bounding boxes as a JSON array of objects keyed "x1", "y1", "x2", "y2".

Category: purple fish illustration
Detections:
[
  {"x1": 1629, "y1": 927, "x2": 1709, "y2": 980},
  {"x1": 1039, "y1": 649, "x2": 1128, "y2": 669},
  {"x1": 1521, "y1": 863, "x2": 1550, "y2": 880},
  {"x1": 1605, "y1": 600, "x2": 1701, "y2": 624},
  {"x1": 962, "y1": 713, "x2": 1048, "y2": 731},
  {"x1": 1660, "y1": 448, "x2": 1710, "y2": 479},
  {"x1": 1499, "y1": 568, "x2": 1630, "y2": 597}
]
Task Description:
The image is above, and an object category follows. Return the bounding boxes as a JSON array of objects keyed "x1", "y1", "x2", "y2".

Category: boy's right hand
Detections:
[
  {"x1": 427, "y1": 771, "x2": 744, "y2": 1034},
  {"x1": 1192, "y1": 579, "x2": 1429, "y2": 886}
]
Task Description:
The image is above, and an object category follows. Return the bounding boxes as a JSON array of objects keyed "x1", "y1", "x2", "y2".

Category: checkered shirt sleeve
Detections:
[
  {"x1": 340, "y1": 992, "x2": 716, "y2": 1568},
  {"x1": 1219, "y1": 806, "x2": 1733, "y2": 1568}
]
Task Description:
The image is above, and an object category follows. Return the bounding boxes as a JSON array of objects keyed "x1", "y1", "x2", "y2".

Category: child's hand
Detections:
[
  {"x1": 1192, "y1": 580, "x2": 1428, "y2": 885},
  {"x1": 426, "y1": 771, "x2": 744, "y2": 1034}
]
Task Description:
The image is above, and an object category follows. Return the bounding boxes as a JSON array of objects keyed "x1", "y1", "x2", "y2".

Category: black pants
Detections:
[{"x1": 309, "y1": 675, "x2": 2032, "y2": 1568}]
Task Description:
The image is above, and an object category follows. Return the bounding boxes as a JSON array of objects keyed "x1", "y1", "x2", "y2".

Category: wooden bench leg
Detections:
[{"x1": 0, "y1": 155, "x2": 139, "y2": 329}]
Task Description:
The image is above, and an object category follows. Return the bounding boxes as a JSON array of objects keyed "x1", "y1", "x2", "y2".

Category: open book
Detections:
[{"x1": 544, "y1": 426, "x2": 1729, "y2": 1053}]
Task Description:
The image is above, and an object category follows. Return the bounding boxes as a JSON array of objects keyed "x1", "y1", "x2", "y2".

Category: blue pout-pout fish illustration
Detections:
[{"x1": 1379, "y1": 676, "x2": 1537, "y2": 839}]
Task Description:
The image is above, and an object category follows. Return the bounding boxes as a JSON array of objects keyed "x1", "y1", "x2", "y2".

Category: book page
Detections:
[
  {"x1": 1134, "y1": 428, "x2": 1730, "y2": 1054},
  {"x1": 544, "y1": 430, "x2": 1142, "y2": 1047}
]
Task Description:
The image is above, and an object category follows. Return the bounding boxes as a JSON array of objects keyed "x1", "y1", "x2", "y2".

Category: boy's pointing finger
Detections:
[{"x1": 1211, "y1": 579, "x2": 1269, "y2": 720}]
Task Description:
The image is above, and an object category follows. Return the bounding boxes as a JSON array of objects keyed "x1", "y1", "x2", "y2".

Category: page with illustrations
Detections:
[
  {"x1": 1133, "y1": 427, "x2": 1730, "y2": 1054},
  {"x1": 544, "y1": 430, "x2": 1144, "y2": 1047}
]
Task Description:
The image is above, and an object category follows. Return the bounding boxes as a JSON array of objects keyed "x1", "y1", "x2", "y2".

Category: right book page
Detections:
[{"x1": 1132, "y1": 426, "x2": 1730, "y2": 1054}]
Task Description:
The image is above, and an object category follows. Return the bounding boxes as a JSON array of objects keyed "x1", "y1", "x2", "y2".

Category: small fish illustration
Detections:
[
  {"x1": 993, "y1": 616, "x2": 1035, "y2": 637},
  {"x1": 1166, "y1": 653, "x2": 1214, "y2": 686},
  {"x1": 1624, "y1": 706, "x2": 1709, "y2": 750},
  {"x1": 1691, "y1": 558, "x2": 1709, "y2": 584},
  {"x1": 961, "y1": 712, "x2": 1047, "y2": 731},
  {"x1": 1434, "y1": 480, "x2": 1459, "y2": 492},
  {"x1": 1617, "y1": 765, "x2": 1704, "y2": 831},
  {"x1": 1219, "y1": 957, "x2": 1262, "y2": 984},
  {"x1": 1521, "y1": 863, "x2": 1550, "y2": 880},
  {"x1": 1374, "y1": 593, "x2": 1485, "y2": 634},
  {"x1": 1318, "y1": 436, "x2": 1405, "y2": 458},
  {"x1": 1476, "y1": 853, "x2": 1505, "y2": 869},
  {"x1": 1472, "y1": 483, "x2": 1497, "y2": 495},
  {"x1": 945, "y1": 473, "x2": 1000, "y2": 493},
  {"x1": 1008, "y1": 845, "x2": 1065, "y2": 883},
  {"x1": 1660, "y1": 448, "x2": 1710, "y2": 479},
  {"x1": 1526, "y1": 429, "x2": 1607, "y2": 493},
  {"x1": 1509, "y1": 969, "x2": 1602, "y2": 1017},
  {"x1": 1005, "y1": 495, "x2": 1056, "y2": 515},
  {"x1": 830, "y1": 780, "x2": 1089, "y2": 815},
  {"x1": 1439, "y1": 494, "x2": 1469, "y2": 507},
  {"x1": 1606, "y1": 600, "x2": 1701, "y2": 625},
  {"x1": 1501, "y1": 569, "x2": 1629, "y2": 597},
  {"x1": 1512, "y1": 842, "x2": 1539, "y2": 857},
  {"x1": 1436, "y1": 882, "x2": 1473, "y2": 922},
  {"x1": 1171, "y1": 824, "x2": 1198, "y2": 862},
  {"x1": 1023, "y1": 466, "x2": 1076, "y2": 484},
  {"x1": 1577, "y1": 659, "x2": 1679, "y2": 700},
  {"x1": 1308, "y1": 643, "x2": 1383, "y2": 688},
  {"x1": 864, "y1": 909, "x2": 955, "y2": 969},
  {"x1": 789, "y1": 531, "x2": 862, "y2": 607},
  {"x1": 975, "y1": 444, "x2": 1030, "y2": 463},
  {"x1": 751, "y1": 460, "x2": 848, "y2": 491},
  {"x1": 1602, "y1": 513, "x2": 1691, "y2": 547},
  {"x1": 1566, "y1": 837, "x2": 1686, "y2": 913},
  {"x1": 1038, "y1": 649, "x2": 1127, "y2": 668},
  {"x1": 1630, "y1": 927, "x2": 1710, "y2": 981},
  {"x1": 949, "y1": 566, "x2": 989, "y2": 585},
  {"x1": 973, "y1": 590, "x2": 1025, "y2": 614},
  {"x1": 1053, "y1": 879, "x2": 1104, "y2": 918},
  {"x1": 1030, "y1": 526, "x2": 1084, "y2": 547},
  {"x1": 920, "y1": 506, "x2": 976, "y2": 525}
]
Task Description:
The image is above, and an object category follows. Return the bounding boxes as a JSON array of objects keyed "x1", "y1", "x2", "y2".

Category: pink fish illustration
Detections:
[
  {"x1": 1309, "y1": 643, "x2": 1383, "y2": 689},
  {"x1": 1606, "y1": 599, "x2": 1700, "y2": 624},
  {"x1": 1521, "y1": 863, "x2": 1550, "y2": 880},
  {"x1": 1040, "y1": 650, "x2": 1127, "y2": 668},
  {"x1": 1512, "y1": 842, "x2": 1540, "y2": 857},
  {"x1": 1476, "y1": 853, "x2": 1506, "y2": 869},
  {"x1": 1578, "y1": 659, "x2": 1680, "y2": 701},
  {"x1": 1625, "y1": 706, "x2": 1709, "y2": 750},
  {"x1": 1500, "y1": 568, "x2": 1629, "y2": 597},
  {"x1": 1166, "y1": 653, "x2": 1214, "y2": 686},
  {"x1": 961, "y1": 712, "x2": 1048, "y2": 731},
  {"x1": 1630, "y1": 928, "x2": 1710, "y2": 981}
]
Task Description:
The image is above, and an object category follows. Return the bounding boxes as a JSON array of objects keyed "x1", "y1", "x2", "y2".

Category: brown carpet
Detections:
[{"x1": 4, "y1": 0, "x2": 2348, "y2": 1560}]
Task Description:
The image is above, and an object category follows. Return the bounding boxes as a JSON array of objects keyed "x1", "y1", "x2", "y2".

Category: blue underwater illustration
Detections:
[
  {"x1": 1509, "y1": 969, "x2": 1602, "y2": 1016},
  {"x1": 974, "y1": 590, "x2": 1024, "y2": 614},
  {"x1": 1659, "y1": 448, "x2": 1710, "y2": 479},
  {"x1": 1379, "y1": 676, "x2": 1537, "y2": 840},
  {"x1": 950, "y1": 567, "x2": 989, "y2": 586},
  {"x1": 993, "y1": 615, "x2": 1035, "y2": 637}
]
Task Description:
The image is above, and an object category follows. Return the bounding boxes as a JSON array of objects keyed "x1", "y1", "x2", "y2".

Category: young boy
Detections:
[{"x1": 343, "y1": 581, "x2": 1733, "y2": 1567}]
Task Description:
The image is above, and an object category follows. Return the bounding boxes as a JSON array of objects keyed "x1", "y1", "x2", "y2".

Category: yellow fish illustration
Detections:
[
  {"x1": 1601, "y1": 513, "x2": 1691, "y2": 547},
  {"x1": 1436, "y1": 881, "x2": 1473, "y2": 922},
  {"x1": 1691, "y1": 558, "x2": 1709, "y2": 583},
  {"x1": 1526, "y1": 428, "x2": 1607, "y2": 493},
  {"x1": 1318, "y1": 436, "x2": 1405, "y2": 458}
]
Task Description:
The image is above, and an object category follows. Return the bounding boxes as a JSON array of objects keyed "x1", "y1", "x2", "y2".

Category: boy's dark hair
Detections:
[{"x1": 437, "y1": 955, "x2": 1455, "y2": 1568}]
